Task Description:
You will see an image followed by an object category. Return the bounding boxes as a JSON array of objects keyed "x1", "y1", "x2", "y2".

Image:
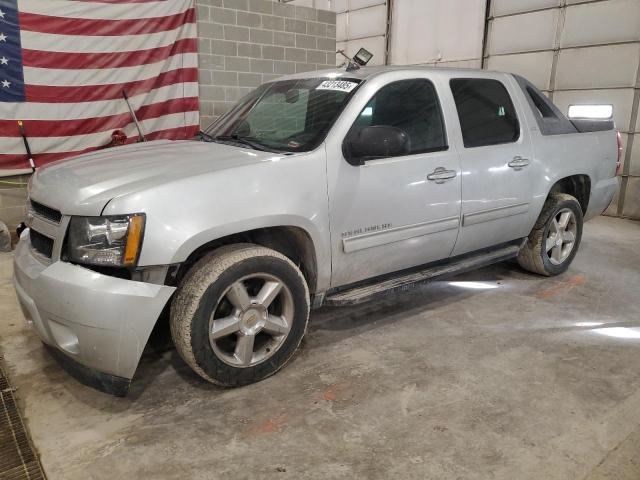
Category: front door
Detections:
[
  {"x1": 448, "y1": 76, "x2": 534, "y2": 256},
  {"x1": 326, "y1": 77, "x2": 462, "y2": 288}
]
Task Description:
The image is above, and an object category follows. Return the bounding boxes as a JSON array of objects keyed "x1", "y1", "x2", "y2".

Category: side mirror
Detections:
[{"x1": 343, "y1": 125, "x2": 411, "y2": 165}]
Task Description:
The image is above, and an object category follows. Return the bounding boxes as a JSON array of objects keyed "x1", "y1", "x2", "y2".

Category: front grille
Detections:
[
  {"x1": 29, "y1": 230, "x2": 54, "y2": 259},
  {"x1": 30, "y1": 200, "x2": 62, "y2": 224}
]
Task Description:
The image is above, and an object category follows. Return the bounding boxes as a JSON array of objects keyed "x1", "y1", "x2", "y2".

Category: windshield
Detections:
[{"x1": 204, "y1": 78, "x2": 362, "y2": 153}]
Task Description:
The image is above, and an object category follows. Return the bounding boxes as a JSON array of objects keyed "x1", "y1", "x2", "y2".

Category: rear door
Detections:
[{"x1": 449, "y1": 76, "x2": 534, "y2": 256}]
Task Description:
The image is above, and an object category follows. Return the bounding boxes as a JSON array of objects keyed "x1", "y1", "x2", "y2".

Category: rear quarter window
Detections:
[{"x1": 450, "y1": 78, "x2": 519, "y2": 148}]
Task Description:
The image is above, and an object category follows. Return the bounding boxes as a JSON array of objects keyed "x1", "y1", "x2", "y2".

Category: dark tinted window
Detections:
[
  {"x1": 513, "y1": 74, "x2": 577, "y2": 136},
  {"x1": 350, "y1": 79, "x2": 447, "y2": 155},
  {"x1": 450, "y1": 78, "x2": 519, "y2": 148},
  {"x1": 527, "y1": 86, "x2": 555, "y2": 118}
]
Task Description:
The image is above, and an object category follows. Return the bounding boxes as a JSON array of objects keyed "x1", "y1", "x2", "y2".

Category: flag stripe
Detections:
[
  {"x1": 0, "y1": 97, "x2": 199, "y2": 137},
  {"x1": 4, "y1": 82, "x2": 199, "y2": 120},
  {"x1": 25, "y1": 67, "x2": 198, "y2": 103},
  {"x1": 23, "y1": 52, "x2": 197, "y2": 86},
  {"x1": 19, "y1": 0, "x2": 194, "y2": 20},
  {"x1": 20, "y1": 28, "x2": 194, "y2": 54},
  {"x1": 21, "y1": 38, "x2": 197, "y2": 69},
  {"x1": 19, "y1": 9, "x2": 196, "y2": 36}
]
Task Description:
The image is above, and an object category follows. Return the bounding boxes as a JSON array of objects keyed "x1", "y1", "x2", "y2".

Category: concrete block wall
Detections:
[
  {"x1": 196, "y1": 0, "x2": 337, "y2": 127},
  {"x1": 284, "y1": 0, "x2": 387, "y2": 66}
]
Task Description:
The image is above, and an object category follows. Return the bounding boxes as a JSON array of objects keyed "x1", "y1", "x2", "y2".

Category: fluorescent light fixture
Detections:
[{"x1": 567, "y1": 104, "x2": 613, "y2": 120}]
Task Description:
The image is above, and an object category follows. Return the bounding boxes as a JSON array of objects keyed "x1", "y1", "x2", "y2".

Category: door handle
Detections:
[
  {"x1": 508, "y1": 156, "x2": 530, "y2": 169},
  {"x1": 427, "y1": 167, "x2": 457, "y2": 184}
]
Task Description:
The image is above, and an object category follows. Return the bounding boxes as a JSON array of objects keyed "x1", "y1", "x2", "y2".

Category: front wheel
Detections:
[
  {"x1": 170, "y1": 244, "x2": 310, "y2": 386},
  {"x1": 517, "y1": 193, "x2": 583, "y2": 276}
]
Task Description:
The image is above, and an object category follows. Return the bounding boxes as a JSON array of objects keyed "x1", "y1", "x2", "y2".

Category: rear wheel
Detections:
[
  {"x1": 517, "y1": 193, "x2": 583, "y2": 276},
  {"x1": 170, "y1": 244, "x2": 310, "y2": 386}
]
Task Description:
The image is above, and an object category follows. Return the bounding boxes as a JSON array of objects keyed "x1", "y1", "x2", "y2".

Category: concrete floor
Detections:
[{"x1": 1, "y1": 216, "x2": 639, "y2": 480}]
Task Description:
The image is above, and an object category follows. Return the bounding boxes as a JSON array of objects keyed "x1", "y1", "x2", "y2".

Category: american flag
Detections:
[{"x1": 0, "y1": 0, "x2": 199, "y2": 172}]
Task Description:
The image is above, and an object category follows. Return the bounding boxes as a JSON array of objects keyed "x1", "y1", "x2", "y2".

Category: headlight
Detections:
[{"x1": 67, "y1": 214, "x2": 145, "y2": 268}]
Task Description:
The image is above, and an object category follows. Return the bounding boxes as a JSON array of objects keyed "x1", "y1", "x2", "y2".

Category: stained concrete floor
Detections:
[{"x1": 1, "y1": 216, "x2": 639, "y2": 480}]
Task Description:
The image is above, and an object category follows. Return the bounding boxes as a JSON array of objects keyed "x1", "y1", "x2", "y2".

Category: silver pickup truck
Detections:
[{"x1": 13, "y1": 66, "x2": 619, "y2": 395}]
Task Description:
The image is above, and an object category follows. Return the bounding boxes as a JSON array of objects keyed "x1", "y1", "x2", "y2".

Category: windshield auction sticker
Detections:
[{"x1": 316, "y1": 80, "x2": 358, "y2": 93}]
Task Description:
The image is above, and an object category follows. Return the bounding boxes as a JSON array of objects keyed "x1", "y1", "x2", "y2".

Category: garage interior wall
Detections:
[
  {"x1": 280, "y1": 0, "x2": 388, "y2": 65},
  {"x1": 484, "y1": 0, "x2": 640, "y2": 219},
  {"x1": 388, "y1": 0, "x2": 486, "y2": 68},
  {"x1": 283, "y1": 0, "x2": 486, "y2": 68}
]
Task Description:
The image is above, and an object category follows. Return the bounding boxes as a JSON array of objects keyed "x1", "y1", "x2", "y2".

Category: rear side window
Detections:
[
  {"x1": 351, "y1": 79, "x2": 447, "y2": 155},
  {"x1": 450, "y1": 78, "x2": 519, "y2": 148},
  {"x1": 526, "y1": 86, "x2": 555, "y2": 118},
  {"x1": 513, "y1": 74, "x2": 578, "y2": 136}
]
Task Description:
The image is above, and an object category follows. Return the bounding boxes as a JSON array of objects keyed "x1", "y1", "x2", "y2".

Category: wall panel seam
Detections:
[
  {"x1": 485, "y1": 41, "x2": 640, "y2": 59},
  {"x1": 616, "y1": 43, "x2": 640, "y2": 215},
  {"x1": 490, "y1": 0, "x2": 619, "y2": 20}
]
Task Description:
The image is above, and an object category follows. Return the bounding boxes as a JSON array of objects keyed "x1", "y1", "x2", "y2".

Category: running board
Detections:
[{"x1": 324, "y1": 244, "x2": 521, "y2": 306}]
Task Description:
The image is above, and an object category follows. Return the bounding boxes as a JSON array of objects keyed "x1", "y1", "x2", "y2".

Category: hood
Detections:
[{"x1": 28, "y1": 140, "x2": 278, "y2": 215}]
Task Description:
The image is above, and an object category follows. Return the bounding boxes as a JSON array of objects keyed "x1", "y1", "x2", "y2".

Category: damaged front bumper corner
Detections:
[{"x1": 12, "y1": 234, "x2": 175, "y2": 396}]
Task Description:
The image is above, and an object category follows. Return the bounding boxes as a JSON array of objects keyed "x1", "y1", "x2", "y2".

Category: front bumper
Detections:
[{"x1": 12, "y1": 231, "x2": 175, "y2": 394}]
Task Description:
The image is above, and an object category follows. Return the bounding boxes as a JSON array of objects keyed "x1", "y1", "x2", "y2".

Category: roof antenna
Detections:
[
  {"x1": 122, "y1": 90, "x2": 146, "y2": 142},
  {"x1": 17, "y1": 121, "x2": 36, "y2": 172}
]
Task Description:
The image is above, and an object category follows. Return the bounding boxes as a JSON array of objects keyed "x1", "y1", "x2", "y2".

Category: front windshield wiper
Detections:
[
  {"x1": 196, "y1": 130, "x2": 215, "y2": 142},
  {"x1": 213, "y1": 134, "x2": 271, "y2": 152}
]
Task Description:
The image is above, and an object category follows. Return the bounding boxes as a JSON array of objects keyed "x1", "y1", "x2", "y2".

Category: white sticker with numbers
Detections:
[{"x1": 316, "y1": 80, "x2": 358, "y2": 93}]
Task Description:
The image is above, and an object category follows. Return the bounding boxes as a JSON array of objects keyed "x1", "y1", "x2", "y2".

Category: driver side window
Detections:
[{"x1": 351, "y1": 79, "x2": 448, "y2": 156}]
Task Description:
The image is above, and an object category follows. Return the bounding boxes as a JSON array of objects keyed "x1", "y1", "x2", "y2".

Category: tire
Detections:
[
  {"x1": 170, "y1": 244, "x2": 310, "y2": 386},
  {"x1": 517, "y1": 193, "x2": 583, "y2": 276}
]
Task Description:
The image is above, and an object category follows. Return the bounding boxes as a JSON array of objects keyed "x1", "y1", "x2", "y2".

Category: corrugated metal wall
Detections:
[
  {"x1": 334, "y1": 0, "x2": 388, "y2": 66},
  {"x1": 389, "y1": 0, "x2": 485, "y2": 67},
  {"x1": 484, "y1": 0, "x2": 640, "y2": 219},
  {"x1": 285, "y1": 0, "x2": 486, "y2": 68},
  {"x1": 284, "y1": 0, "x2": 639, "y2": 219}
]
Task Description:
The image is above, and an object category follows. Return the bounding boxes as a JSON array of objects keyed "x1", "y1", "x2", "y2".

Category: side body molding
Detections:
[
  {"x1": 343, "y1": 216, "x2": 460, "y2": 253},
  {"x1": 462, "y1": 202, "x2": 530, "y2": 227}
]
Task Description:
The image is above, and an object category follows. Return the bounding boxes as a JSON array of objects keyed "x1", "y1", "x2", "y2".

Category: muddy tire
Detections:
[
  {"x1": 170, "y1": 244, "x2": 310, "y2": 386},
  {"x1": 517, "y1": 193, "x2": 583, "y2": 276}
]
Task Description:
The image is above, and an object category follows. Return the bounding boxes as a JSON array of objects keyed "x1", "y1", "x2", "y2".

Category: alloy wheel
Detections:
[
  {"x1": 545, "y1": 208, "x2": 577, "y2": 266},
  {"x1": 209, "y1": 273, "x2": 294, "y2": 367}
]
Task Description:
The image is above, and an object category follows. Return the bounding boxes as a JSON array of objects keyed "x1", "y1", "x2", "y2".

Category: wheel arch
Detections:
[
  {"x1": 171, "y1": 225, "x2": 319, "y2": 294},
  {"x1": 547, "y1": 174, "x2": 591, "y2": 214}
]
